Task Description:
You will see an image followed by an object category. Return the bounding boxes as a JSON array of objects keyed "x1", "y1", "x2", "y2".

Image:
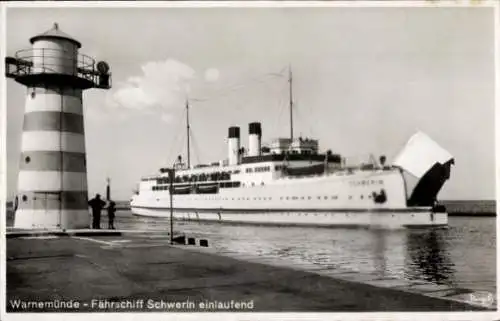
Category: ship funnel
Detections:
[
  {"x1": 248, "y1": 122, "x2": 262, "y2": 157},
  {"x1": 393, "y1": 131, "x2": 454, "y2": 206},
  {"x1": 228, "y1": 126, "x2": 240, "y2": 165}
]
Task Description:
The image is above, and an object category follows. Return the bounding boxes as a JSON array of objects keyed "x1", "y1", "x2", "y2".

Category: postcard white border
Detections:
[{"x1": 1, "y1": 1, "x2": 498, "y2": 321}]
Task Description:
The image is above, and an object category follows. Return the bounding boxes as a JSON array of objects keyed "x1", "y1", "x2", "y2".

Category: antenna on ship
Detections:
[
  {"x1": 288, "y1": 64, "x2": 294, "y2": 141},
  {"x1": 186, "y1": 98, "x2": 191, "y2": 169}
]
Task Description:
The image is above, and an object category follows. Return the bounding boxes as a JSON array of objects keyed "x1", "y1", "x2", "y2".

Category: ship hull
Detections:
[
  {"x1": 130, "y1": 206, "x2": 447, "y2": 228},
  {"x1": 130, "y1": 169, "x2": 448, "y2": 228}
]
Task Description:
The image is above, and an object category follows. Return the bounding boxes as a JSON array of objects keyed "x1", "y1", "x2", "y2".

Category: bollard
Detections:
[
  {"x1": 172, "y1": 235, "x2": 186, "y2": 244},
  {"x1": 187, "y1": 237, "x2": 196, "y2": 245},
  {"x1": 199, "y1": 239, "x2": 209, "y2": 247}
]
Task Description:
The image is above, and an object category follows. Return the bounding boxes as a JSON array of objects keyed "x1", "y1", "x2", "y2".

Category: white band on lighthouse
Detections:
[
  {"x1": 25, "y1": 90, "x2": 83, "y2": 115},
  {"x1": 14, "y1": 209, "x2": 90, "y2": 230}
]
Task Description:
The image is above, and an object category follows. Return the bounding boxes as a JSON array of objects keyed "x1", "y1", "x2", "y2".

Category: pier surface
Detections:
[{"x1": 6, "y1": 231, "x2": 488, "y2": 312}]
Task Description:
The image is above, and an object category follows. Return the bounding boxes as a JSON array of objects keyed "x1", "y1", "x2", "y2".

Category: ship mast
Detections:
[
  {"x1": 288, "y1": 64, "x2": 294, "y2": 141},
  {"x1": 186, "y1": 98, "x2": 191, "y2": 169}
]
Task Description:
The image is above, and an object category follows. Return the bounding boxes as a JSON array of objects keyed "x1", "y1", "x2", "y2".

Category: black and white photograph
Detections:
[{"x1": 1, "y1": 1, "x2": 498, "y2": 318}]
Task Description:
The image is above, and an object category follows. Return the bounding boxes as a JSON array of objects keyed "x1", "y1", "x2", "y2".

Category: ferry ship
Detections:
[{"x1": 130, "y1": 68, "x2": 454, "y2": 227}]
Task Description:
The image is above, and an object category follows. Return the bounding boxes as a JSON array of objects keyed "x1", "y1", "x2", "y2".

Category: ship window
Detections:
[
  {"x1": 280, "y1": 197, "x2": 283, "y2": 200},
  {"x1": 292, "y1": 196, "x2": 298, "y2": 200},
  {"x1": 22, "y1": 195, "x2": 27, "y2": 202},
  {"x1": 324, "y1": 196, "x2": 328, "y2": 200},
  {"x1": 301, "y1": 196, "x2": 304, "y2": 200},
  {"x1": 349, "y1": 196, "x2": 352, "y2": 200},
  {"x1": 317, "y1": 196, "x2": 321, "y2": 200},
  {"x1": 286, "y1": 197, "x2": 289, "y2": 200},
  {"x1": 360, "y1": 195, "x2": 364, "y2": 199},
  {"x1": 25, "y1": 156, "x2": 31, "y2": 163}
]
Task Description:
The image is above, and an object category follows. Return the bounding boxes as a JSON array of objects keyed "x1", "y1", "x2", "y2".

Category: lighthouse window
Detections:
[{"x1": 25, "y1": 156, "x2": 31, "y2": 163}]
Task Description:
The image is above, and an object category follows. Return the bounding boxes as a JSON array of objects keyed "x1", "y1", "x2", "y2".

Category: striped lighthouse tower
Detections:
[{"x1": 5, "y1": 23, "x2": 111, "y2": 229}]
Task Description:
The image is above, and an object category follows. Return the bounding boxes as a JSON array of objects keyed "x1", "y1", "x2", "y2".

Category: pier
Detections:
[{"x1": 6, "y1": 230, "x2": 492, "y2": 312}]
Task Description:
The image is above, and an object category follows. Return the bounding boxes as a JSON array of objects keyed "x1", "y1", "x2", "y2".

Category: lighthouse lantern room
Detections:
[{"x1": 5, "y1": 23, "x2": 111, "y2": 229}]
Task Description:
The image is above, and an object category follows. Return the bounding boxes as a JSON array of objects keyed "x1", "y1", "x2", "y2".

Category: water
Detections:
[{"x1": 113, "y1": 211, "x2": 496, "y2": 294}]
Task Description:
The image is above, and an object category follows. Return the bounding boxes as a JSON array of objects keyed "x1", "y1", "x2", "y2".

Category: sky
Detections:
[{"x1": 4, "y1": 4, "x2": 496, "y2": 201}]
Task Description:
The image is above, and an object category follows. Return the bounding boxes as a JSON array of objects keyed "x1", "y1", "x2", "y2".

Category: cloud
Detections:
[{"x1": 109, "y1": 59, "x2": 196, "y2": 113}]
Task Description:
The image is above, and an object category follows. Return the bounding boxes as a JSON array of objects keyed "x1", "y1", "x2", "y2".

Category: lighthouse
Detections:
[{"x1": 5, "y1": 23, "x2": 111, "y2": 229}]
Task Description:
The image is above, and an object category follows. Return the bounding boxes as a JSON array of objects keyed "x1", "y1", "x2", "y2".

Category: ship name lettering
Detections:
[{"x1": 350, "y1": 179, "x2": 384, "y2": 186}]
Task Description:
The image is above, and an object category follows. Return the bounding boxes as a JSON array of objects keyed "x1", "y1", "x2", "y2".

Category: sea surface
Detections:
[{"x1": 6, "y1": 204, "x2": 496, "y2": 295}]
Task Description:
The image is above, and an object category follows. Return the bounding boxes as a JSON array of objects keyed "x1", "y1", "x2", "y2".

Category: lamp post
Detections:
[{"x1": 169, "y1": 167, "x2": 174, "y2": 244}]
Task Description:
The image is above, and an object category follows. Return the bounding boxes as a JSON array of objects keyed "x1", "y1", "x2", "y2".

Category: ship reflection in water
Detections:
[
  {"x1": 116, "y1": 212, "x2": 495, "y2": 293},
  {"x1": 405, "y1": 229, "x2": 455, "y2": 285}
]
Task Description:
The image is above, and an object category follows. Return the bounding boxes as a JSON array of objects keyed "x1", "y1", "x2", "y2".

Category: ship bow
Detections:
[{"x1": 393, "y1": 132, "x2": 454, "y2": 207}]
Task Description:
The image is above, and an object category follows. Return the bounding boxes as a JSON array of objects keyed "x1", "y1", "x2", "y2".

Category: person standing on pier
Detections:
[
  {"x1": 88, "y1": 194, "x2": 106, "y2": 229},
  {"x1": 107, "y1": 201, "x2": 116, "y2": 230}
]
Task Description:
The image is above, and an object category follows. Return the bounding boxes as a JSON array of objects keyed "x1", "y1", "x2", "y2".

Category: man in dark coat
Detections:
[{"x1": 88, "y1": 194, "x2": 106, "y2": 229}]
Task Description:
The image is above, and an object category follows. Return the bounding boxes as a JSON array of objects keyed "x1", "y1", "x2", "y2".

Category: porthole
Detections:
[
  {"x1": 25, "y1": 156, "x2": 31, "y2": 163},
  {"x1": 30, "y1": 91, "x2": 36, "y2": 99},
  {"x1": 22, "y1": 195, "x2": 27, "y2": 202}
]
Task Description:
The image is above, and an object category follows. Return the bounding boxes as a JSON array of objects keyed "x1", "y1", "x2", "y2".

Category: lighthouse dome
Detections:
[{"x1": 29, "y1": 23, "x2": 81, "y2": 48}]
